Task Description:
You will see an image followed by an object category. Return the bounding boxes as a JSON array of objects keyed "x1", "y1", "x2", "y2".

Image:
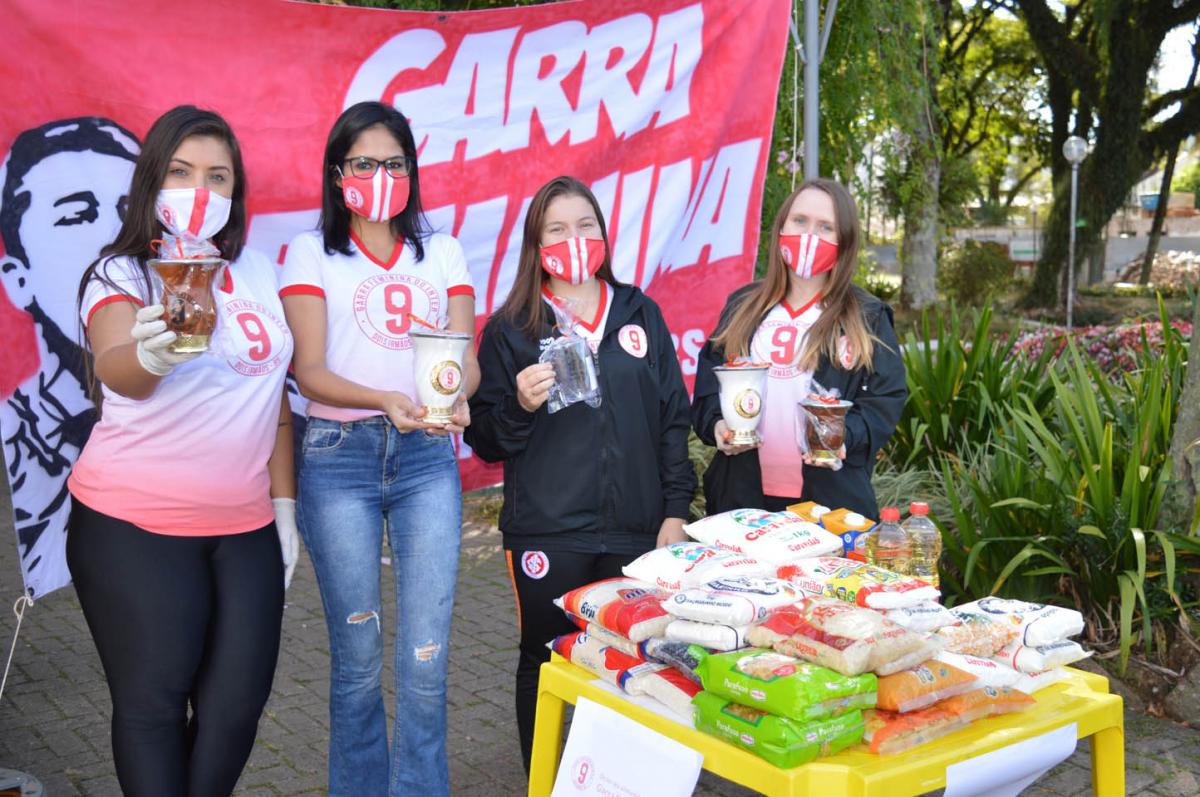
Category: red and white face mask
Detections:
[
  {"x1": 539, "y1": 236, "x2": 606, "y2": 285},
  {"x1": 779, "y1": 233, "x2": 839, "y2": 279},
  {"x1": 340, "y1": 169, "x2": 410, "y2": 223},
  {"x1": 155, "y1": 187, "x2": 232, "y2": 240}
]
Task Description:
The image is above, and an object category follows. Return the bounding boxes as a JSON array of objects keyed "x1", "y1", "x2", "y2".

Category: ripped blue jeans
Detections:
[{"x1": 298, "y1": 416, "x2": 461, "y2": 797}]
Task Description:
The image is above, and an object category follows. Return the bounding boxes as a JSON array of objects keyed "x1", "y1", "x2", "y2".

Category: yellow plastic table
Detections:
[{"x1": 529, "y1": 654, "x2": 1124, "y2": 797}]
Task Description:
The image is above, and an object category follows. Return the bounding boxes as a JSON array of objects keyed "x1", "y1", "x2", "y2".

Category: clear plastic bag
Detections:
[
  {"x1": 795, "y1": 380, "x2": 851, "y2": 471},
  {"x1": 539, "y1": 295, "x2": 601, "y2": 413}
]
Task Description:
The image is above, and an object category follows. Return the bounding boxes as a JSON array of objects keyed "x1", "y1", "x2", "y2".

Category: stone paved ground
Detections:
[{"x1": 1, "y1": 477, "x2": 1197, "y2": 795}]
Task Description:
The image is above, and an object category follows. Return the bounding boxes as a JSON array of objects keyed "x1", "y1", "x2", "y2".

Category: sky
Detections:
[{"x1": 1157, "y1": 22, "x2": 1198, "y2": 94}]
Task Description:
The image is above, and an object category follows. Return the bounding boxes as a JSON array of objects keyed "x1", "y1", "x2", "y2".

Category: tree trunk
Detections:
[
  {"x1": 901, "y1": 123, "x2": 941, "y2": 310},
  {"x1": 1141, "y1": 40, "x2": 1199, "y2": 284},
  {"x1": 1140, "y1": 150, "x2": 1180, "y2": 284},
  {"x1": 1169, "y1": 295, "x2": 1200, "y2": 534}
]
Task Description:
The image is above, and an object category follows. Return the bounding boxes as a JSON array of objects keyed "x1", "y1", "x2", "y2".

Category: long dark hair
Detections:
[
  {"x1": 319, "y1": 101, "x2": 429, "y2": 261},
  {"x1": 711, "y1": 177, "x2": 876, "y2": 371},
  {"x1": 75, "y1": 105, "x2": 248, "y2": 313},
  {"x1": 495, "y1": 176, "x2": 622, "y2": 340}
]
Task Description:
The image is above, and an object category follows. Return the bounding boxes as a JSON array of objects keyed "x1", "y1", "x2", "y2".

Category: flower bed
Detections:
[{"x1": 1009, "y1": 320, "x2": 1194, "y2": 373}]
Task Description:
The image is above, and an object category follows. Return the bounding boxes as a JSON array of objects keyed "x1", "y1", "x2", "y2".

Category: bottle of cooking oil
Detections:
[
  {"x1": 866, "y1": 506, "x2": 911, "y2": 574},
  {"x1": 903, "y1": 501, "x2": 941, "y2": 588}
]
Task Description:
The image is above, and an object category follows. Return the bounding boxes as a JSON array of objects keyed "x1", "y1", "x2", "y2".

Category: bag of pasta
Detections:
[
  {"x1": 937, "y1": 685, "x2": 1035, "y2": 724},
  {"x1": 692, "y1": 691, "x2": 864, "y2": 768},
  {"x1": 695, "y1": 647, "x2": 877, "y2": 721},
  {"x1": 875, "y1": 661, "x2": 978, "y2": 713},
  {"x1": 863, "y1": 706, "x2": 968, "y2": 755}
]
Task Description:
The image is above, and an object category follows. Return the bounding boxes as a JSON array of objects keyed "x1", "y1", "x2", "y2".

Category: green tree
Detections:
[{"x1": 1009, "y1": 0, "x2": 1200, "y2": 307}]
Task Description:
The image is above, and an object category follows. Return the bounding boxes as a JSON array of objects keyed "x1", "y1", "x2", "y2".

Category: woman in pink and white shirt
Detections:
[
  {"x1": 67, "y1": 106, "x2": 295, "y2": 796},
  {"x1": 279, "y1": 101, "x2": 477, "y2": 797}
]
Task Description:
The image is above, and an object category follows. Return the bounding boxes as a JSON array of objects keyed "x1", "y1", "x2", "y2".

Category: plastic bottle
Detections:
[
  {"x1": 866, "y1": 507, "x2": 911, "y2": 574},
  {"x1": 903, "y1": 501, "x2": 941, "y2": 588}
]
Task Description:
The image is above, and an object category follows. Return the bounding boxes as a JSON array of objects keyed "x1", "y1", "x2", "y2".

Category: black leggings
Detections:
[
  {"x1": 505, "y1": 548, "x2": 639, "y2": 772},
  {"x1": 66, "y1": 500, "x2": 283, "y2": 797}
]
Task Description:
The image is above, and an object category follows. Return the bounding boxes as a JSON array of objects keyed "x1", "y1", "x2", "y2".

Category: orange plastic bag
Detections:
[
  {"x1": 875, "y1": 661, "x2": 978, "y2": 713},
  {"x1": 863, "y1": 707, "x2": 968, "y2": 754},
  {"x1": 937, "y1": 685, "x2": 1035, "y2": 724}
]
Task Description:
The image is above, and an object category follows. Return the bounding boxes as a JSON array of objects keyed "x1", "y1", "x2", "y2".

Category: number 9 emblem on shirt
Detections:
[
  {"x1": 618, "y1": 324, "x2": 648, "y2": 358},
  {"x1": 222, "y1": 299, "x2": 290, "y2": 376},
  {"x1": 353, "y1": 273, "x2": 441, "y2": 350},
  {"x1": 734, "y1": 388, "x2": 762, "y2": 419}
]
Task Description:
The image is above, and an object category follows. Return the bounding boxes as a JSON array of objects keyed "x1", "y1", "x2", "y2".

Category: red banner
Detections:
[{"x1": 0, "y1": 0, "x2": 788, "y2": 597}]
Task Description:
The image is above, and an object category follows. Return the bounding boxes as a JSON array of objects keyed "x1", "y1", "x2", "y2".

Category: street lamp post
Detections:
[{"x1": 1063, "y1": 135, "x2": 1088, "y2": 329}]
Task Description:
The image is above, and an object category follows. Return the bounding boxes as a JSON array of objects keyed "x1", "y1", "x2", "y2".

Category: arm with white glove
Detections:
[
  {"x1": 88, "y1": 301, "x2": 199, "y2": 400},
  {"x1": 131, "y1": 304, "x2": 203, "y2": 376},
  {"x1": 267, "y1": 391, "x2": 299, "y2": 590}
]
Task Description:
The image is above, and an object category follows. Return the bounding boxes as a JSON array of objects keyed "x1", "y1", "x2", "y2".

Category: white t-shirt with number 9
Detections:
[{"x1": 279, "y1": 229, "x2": 474, "y2": 421}]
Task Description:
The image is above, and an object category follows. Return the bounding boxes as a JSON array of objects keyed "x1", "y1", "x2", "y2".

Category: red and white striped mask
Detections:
[
  {"x1": 539, "y1": 236, "x2": 606, "y2": 285},
  {"x1": 778, "y1": 233, "x2": 839, "y2": 279},
  {"x1": 341, "y1": 170, "x2": 410, "y2": 223},
  {"x1": 155, "y1": 187, "x2": 232, "y2": 240}
]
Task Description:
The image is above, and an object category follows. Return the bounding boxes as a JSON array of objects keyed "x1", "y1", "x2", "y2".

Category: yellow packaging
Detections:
[
  {"x1": 820, "y1": 509, "x2": 877, "y2": 561},
  {"x1": 787, "y1": 501, "x2": 832, "y2": 525}
]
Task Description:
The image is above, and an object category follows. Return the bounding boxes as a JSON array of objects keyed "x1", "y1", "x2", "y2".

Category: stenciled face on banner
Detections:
[
  {"x1": 0, "y1": 0, "x2": 789, "y2": 598},
  {"x1": 0, "y1": 117, "x2": 139, "y2": 598}
]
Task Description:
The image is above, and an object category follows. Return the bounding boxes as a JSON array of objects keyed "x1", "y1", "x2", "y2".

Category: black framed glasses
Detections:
[{"x1": 341, "y1": 155, "x2": 413, "y2": 179}]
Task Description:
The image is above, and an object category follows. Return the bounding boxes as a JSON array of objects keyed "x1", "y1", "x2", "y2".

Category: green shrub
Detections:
[
  {"x1": 937, "y1": 240, "x2": 1016, "y2": 306},
  {"x1": 854, "y1": 249, "x2": 900, "y2": 302}
]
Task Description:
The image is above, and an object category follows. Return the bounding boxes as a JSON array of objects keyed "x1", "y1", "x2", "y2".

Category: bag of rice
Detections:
[
  {"x1": 876, "y1": 661, "x2": 978, "y2": 713},
  {"x1": 863, "y1": 707, "x2": 968, "y2": 754},
  {"x1": 639, "y1": 638, "x2": 706, "y2": 685},
  {"x1": 549, "y1": 632, "x2": 667, "y2": 692},
  {"x1": 684, "y1": 509, "x2": 843, "y2": 564},
  {"x1": 692, "y1": 691, "x2": 864, "y2": 768},
  {"x1": 748, "y1": 599, "x2": 940, "y2": 677},
  {"x1": 886, "y1": 602, "x2": 958, "y2": 632},
  {"x1": 695, "y1": 648, "x2": 877, "y2": 721},
  {"x1": 663, "y1": 577, "x2": 801, "y2": 625},
  {"x1": 936, "y1": 611, "x2": 1018, "y2": 657},
  {"x1": 555, "y1": 578, "x2": 672, "y2": 643},
  {"x1": 954, "y1": 597, "x2": 1085, "y2": 647},
  {"x1": 993, "y1": 639, "x2": 1090, "y2": 673},
  {"x1": 937, "y1": 685, "x2": 1035, "y2": 724},
  {"x1": 665, "y1": 619, "x2": 753, "y2": 652},
  {"x1": 780, "y1": 557, "x2": 940, "y2": 609},
  {"x1": 622, "y1": 542, "x2": 771, "y2": 592},
  {"x1": 639, "y1": 668, "x2": 703, "y2": 719},
  {"x1": 934, "y1": 651, "x2": 1023, "y2": 689},
  {"x1": 1013, "y1": 667, "x2": 1067, "y2": 694}
]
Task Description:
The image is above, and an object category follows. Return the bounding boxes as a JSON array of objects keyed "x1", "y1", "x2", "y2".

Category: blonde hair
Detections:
[{"x1": 712, "y1": 178, "x2": 876, "y2": 371}]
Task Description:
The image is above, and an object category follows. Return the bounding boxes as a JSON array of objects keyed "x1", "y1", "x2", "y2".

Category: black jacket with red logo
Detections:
[{"x1": 466, "y1": 282, "x2": 696, "y2": 555}]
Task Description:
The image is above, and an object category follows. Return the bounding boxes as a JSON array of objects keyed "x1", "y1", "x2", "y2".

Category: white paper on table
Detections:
[
  {"x1": 551, "y1": 696, "x2": 702, "y2": 797},
  {"x1": 943, "y1": 722, "x2": 1077, "y2": 797}
]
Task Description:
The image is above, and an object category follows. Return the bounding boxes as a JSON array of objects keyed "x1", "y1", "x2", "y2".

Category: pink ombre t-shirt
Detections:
[
  {"x1": 749, "y1": 296, "x2": 822, "y2": 498},
  {"x1": 68, "y1": 249, "x2": 293, "y2": 536},
  {"x1": 278, "y1": 230, "x2": 474, "y2": 422}
]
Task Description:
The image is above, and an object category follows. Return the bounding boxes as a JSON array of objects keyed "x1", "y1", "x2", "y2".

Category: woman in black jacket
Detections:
[
  {"x1": 465, "y1": 175, "x2": 696, "y2": 770},
  {"x1": 692, "y1": 178, "x2": 906, "y2": 518}
]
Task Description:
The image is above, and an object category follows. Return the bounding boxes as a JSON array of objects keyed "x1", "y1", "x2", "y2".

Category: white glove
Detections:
[
  {"x1": 272, "y1": 497, "x2": 300, "y2": 590},
  {"x1": 131, "y1": 304, "x2": 202, "y2": 376}
]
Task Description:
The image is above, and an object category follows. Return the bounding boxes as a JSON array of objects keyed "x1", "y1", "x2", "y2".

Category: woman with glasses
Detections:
[{"x1": 279, "y1": 100, "x2": 477, "y2": 797}]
